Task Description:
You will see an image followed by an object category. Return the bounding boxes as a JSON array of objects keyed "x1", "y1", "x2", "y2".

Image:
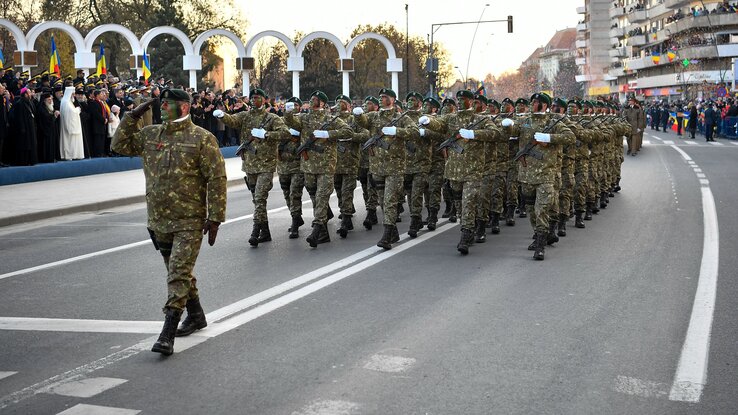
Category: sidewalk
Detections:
[{"x1": 0, "y1": 157, "x2": 245, "y2": 227}]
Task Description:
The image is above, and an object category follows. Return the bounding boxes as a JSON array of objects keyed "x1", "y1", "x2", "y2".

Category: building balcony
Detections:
[
  {"x1": 575, "y1": 74, "x2": 594, "y2": 82},
  {"x1": 609, "y1": 7, "x2": 626, "y2": 19},
  {"x1": 603, "y1": 74, "x2": 618, "y2": 81},
  {"x1": 665, "y1": 0, "x2": 690, "y2": 8},
  {"x1": 609, "y1": 46, "x2": 627, "y2": 57},
  {"x1": 718, "y1": 44, "x2": 738, "y2": 57},
  {"x1": 609, "y1": 67, "x2": 625, "y2": 78},
  {"x1": 576, "y1": 57, "x2": 586, "y2": 65},
  {"x1": 629, "y1": 35, "x2": 648, "y2": 46},
  {"x1": 576, "y1": 39, "x2": 588, "y2": 48},
  {"x1": 648, "y1": 2, "x2": 669, "y2": 19},
  {"x1": 624, "y1": 56, "x2": 657, "y2": 71},
  {"x1": 668, "y1": 13, "x2": 738, "y2": 35},
  {"x1": 678, "y1": 45, "x2": 717, "y2": 60},
  {"x1": 610, "y1": 56, "x2": 621, "y2": 63},
  {"x1": 576, "y1": 6, "x2": 586, "y2": 14},
  {"x1": 577, "y1": 23, "x2": 587, "y2": 32},
  {"x1": 609, "y1": 27, "x2": 625, "y2": 38},
  {"x1": 651, "y1": 29, "x2": 670, "y2": 44},
  {"x1": 628, "y1": 10, "x2": 648, "y2": 23}
]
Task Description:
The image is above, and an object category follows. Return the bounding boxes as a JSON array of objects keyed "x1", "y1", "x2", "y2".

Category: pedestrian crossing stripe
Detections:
[
  {"x1": 56, "y1": 404, "x2": 140, "y2": 415},
  {"x1": 710, "y1": 142, "x2": 724, "y2": 146},
  {"x1": 0, "y1": 372, "x2": 17, "y2": 381},
  {"x1": 685, "y1": 141, "x2": 697, "y2": 145},
  {"x1": 643, "y1": 140, "x2": 651, "y2": 145}
]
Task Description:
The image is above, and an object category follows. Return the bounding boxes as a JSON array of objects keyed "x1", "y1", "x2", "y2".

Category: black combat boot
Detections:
[
  {"x1": 248, "y1": 222, "x2": 261, "y2": 246},
  {"x1": 396, "y1": 203, "x2": 404, "y2": 222},
  {"x1": 408, "y1": 216, "x2": 422, "y2": 238},
  {"x1": 327, "y1": 207, "x2": 335, "y2": 221},
  {"x1": 557, "y1": 214, "x2": 568, "y2": 237},
  {"x1": 176, "y1": 297, "x2": 207, "y2": 337},
  {"x1": 377, "y1": 224, "x2": 394, "y2": 250},
  {"x1": 584, "y1": 203, "x2": 594, "y2": 220},
  {"x1": 614, "y1": 178, "x2": 621, "y2": 193},
  {"x1": 592, "y1": 198, "x2": 600, "y2": 214},
  {"x1": 258, "y1": 222, "x2": 272, "y2": 243},
  {"x1": 490, "y1": 212, "x2": 501, "y2": 234},
  {"x1": 151, "y1": 308, "x2": 183, "y2": 356},
  {"x1": 363, "y1": 209, "x2": 378, "y2": 230},
  {"x1": 390, "y1": 224, "x2": 400, "y2": 243},
  {"x1": 505, "y1": 205, "x2": 516, "y2": 226},
  {"x1": 528, "y1": 233, "x2": 538, "y2": 250},
  {"x1": 306, "y1": 224, "x2": 330, "y2": 247},
  {"x1": 533, "y1": 231, "x2": 546, "y2": 260},
  {"x1": 426, "y1": 208, "x2": 438, "y2": 231},
  {"x1": 519, "y1": 199, "x2": 527, "y2": 218},
  {"x1": 442, "y1": 200, "x2": 452, "y2": 218},
  {"x1": 448, "y1": 203, "x2": 458, "y2": 223},
  {"x1": 574, "y1": 211, "x2": 586, "y2": 228},
  {"x1": 289, "y1": 215, "x2": 304, "y2": 239},
  {"x1": 475, "y1": 220, "x2": 487, "y2": 243},
  {"x1": 457, "y1": 228, "x2": 474, "y2": 255},
  {"x1": 337, "y1": 215, "x2": 353, "y2": 238},
  {"x1": 547, "y1": 220, "x2": 559, "y2": 245},
  {"x1": 599, "y1": 192, "x2": 608, "y2": 209}
]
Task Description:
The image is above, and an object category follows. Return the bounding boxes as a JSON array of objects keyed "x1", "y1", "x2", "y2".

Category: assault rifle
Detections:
[
  {"x1": 513, "y1": 114, "x2": 568, "y2": 163},
  {"x1": 437, "y1": 114, "x2": 490, "y2": 155},
  {"x1": 362, "y1": 110, "x2": 410, "y2": 154},
  {"x1": 295, "y1": 114, "x2": 341, "y2": 160},
  {"x1": 236, "y1": 114, "x2": 272, "y2": 157}
]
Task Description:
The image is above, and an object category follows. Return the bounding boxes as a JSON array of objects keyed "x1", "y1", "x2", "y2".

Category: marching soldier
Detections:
[
  {"x1": 514, "y1": 98, "x2": 531, "y2": 219},
  {"x1": 402, "y1": 92, "x2": 432, "y2": 238},
  {"x1": 501, "y1": 98, "x2": 519, "y2": 226},
  {"x1": 568, "y1": 100, "x2": 593, "y2": 229},
  {"x1": 279, "y1": 97, "x2": 306, "y2": 239},
  {"x1": 420, "y1": 97, "x2": 445, "y2": 231},
  {"x1": 358, "y1": 96, "x2": 380, "y2": 230}
]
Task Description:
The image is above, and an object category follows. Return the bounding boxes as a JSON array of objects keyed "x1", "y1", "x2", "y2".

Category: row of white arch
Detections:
[{"x1": 0, "y1": 19, "x2": 403, "y2": 98}]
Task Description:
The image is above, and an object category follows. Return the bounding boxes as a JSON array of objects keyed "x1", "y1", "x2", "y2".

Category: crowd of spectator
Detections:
[{"x1": 645, "y1": 93, "x2": 738, "y2": 140}]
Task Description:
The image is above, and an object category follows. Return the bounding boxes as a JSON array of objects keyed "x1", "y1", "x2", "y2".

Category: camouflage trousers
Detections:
[
  {"x1": 152, "y1": 229, "x2": 202, "y2": 313},
  {"x1": 449, "y1": 179, "x2": 483, "y2": 230},
  {"x1": 521, "y1": 182, "x2": 555, "y2": 233},
  {"x1": 371, "y1": 174, "x2": 403, "y2": 225},
  {"x1": 358, "y1": 167, "x2": 378, "y2": 211},
  {"x1": 490, "y1": 173, "x2": 507, "y2": 215},
  {"x1": 279, "y1": 172, "x2": 304, "y2": 217},
  {"x1": 506, "y1": 169, "x2": 519, "y2": 208},
  {"x1": 476, "y1": 174, "x2": 493, "y2": 220},
  {"x1": 548, "y1": 173, "x2": 562, "y2": 218},
  {"x1": 424, "y1": 162, "x2": 445, "y2": 211},
  {"x1": 573, "y1": 168, "x2": 589, "y2": 211},
  {"x1": 559, "y1": 171, "x2": 575, "y2": 217},
  {"x1": 334, "y1": 173, "x2": 357, "y2": 216},
  {"x1": 587, "y1": 159, "x2": 601, "y2": 202},
  {"x1": 245, "y1": 172, "x2": 274, "y2": 223},
  {"x1": 304, "y1": 173, "x2": 333, "y2": 225},
  {"x1": 404, "y1": 172, "x2": 428, "y2": 218}
]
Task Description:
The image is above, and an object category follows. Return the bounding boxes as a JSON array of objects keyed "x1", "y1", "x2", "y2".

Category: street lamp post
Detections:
[{"x1": 454, "y1": 66, "x2": 466, "y2": 90}]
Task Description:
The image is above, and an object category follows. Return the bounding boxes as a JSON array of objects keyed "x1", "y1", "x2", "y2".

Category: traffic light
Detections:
[{"x1": 507, "y1": 15, "x2": 513, "y2": 33}]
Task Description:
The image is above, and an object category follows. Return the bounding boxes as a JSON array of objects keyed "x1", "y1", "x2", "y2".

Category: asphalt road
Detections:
[{"x1": 0, "y1": 130, "x2": 737, "y2": 414}]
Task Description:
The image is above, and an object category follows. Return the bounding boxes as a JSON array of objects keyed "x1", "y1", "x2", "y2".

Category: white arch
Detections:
[
  {"x1": 194, "y1": 29, "x2": 246, "y2": 57},
  {"x1": 26, "y1": 21, "x2": 86, "y2": 53},
  {"x1": 140, "y1": 26, "x2": 194, "y2": 55},
  {"x1": 0, "y1": 18, "x2": 28, "y2": 50},
  {"x1": 296, "y1": 31, "x2": 347, "y2": 59},
  {"x1": 84, "y1": 24, "x2": 142, "y2": 55},
  {"x1": 245, "y1": 30, "x2": 297, "y2": 57},
  {"x1": 346, "y1": 32, "x2": 397, "y2": 59}
]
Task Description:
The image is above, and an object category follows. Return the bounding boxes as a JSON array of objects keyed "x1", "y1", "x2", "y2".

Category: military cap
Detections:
[
  {"x1": 456, "y1": 90, "x2": 474, "y2": 100},
  {"x1": 95, "y1": 80, "x2": 104, "y2": 86},
  {"x1": 249, "y1": 88, "x2": 267, "y2": 99},
  {"x1": 553, "y1": 97, "x2": 567, "y2": 108},
  {"x1": 335, "y1": 94, "x2": 351, "y2": 103},
  {"x1": 41, "y1": 70, "x2": 49, "y2": 76},
  {"x1": 364, "y1": 95, "x2": 380, "y2": 106},
  {"x1": 20, "y1": 71, "x2": 30, "y2": 78},
  {"x1": 568, "y1": 100, "x2": 582, "y2": 109},
  {"x1": 3, "y1": 68, "x2": 13, "y2": 73},
  {"x1": 160, "y1": 88, "x2": 191, "y2": 102},
  {"x1": 530, "y1": 92, "x2": 551, "y2": 106},
  {"x1": 515, "y1": 98, "x2": 529, "y2": 106},
  {"x1": 287, "y1": 96, "x2": 303, "y2": 106},
  {"x1": 74, "y1": 81, "x2": 83, "y2": 88},
  {"x1": 473, "y1": 93, "x2": 488, "y2": 104},
  {"x1": 594, "y1": 100, "x2": 605, "y2": 108},
  {"x1": 488, "y1": 99, "x2": 501, "y2": 109},
  {"x1": 501, "y1": 98, "x2": 515, "y2": 107},
  {"x1": 65, "y1": 75, "x2": 72, "y2": 80},
  {"x1": 423, "y1": 97, "x2": 441, "y2": 109},
  {"x1": 165, "y1": 79, "x2": 174, "y2": 85},
  {"x1": 310, "y1": 90, "x2": 329, "y2": 103},
  {"x1": 32, "y1": 75, "x2": 42, "y2": 81},
  {"x1": 126, "y1": 86, "x2": 136, "y2": 93},
  {"x1": 442, "y1": 98, "x2": 457, "y2": 106},
  {"x1": 406, "y1": 91, "x2": 423, "y2": 102},
  {"x1": 378, "y1": 88, "x2": 397, "y2": 99}
]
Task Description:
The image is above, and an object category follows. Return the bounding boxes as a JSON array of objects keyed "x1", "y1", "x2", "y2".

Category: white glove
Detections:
[
  {"x1": 419, "y1": 128, "x2": 425, "y2": 137},
  {"x1": 251, "y1": 128, "x2": 266, "y2": 139},
  {"x1": 501, "y1": 118, "x2": 514, "y2": 127},
  {"x1": 636, "y1": 128, "x2": 642, "y2": 133},
  {"x1": 382, "y1": 126, "x2": 397, "y2": 136},
  {"x1": 289, "y1": 128, "x2": 300, "y2": 136},
  {"x1": 419, "y1": 115, "x2": 430, "y2": 125},
  {"x1": 285, "y1": 102, "x2": 295, "y2": 112},
  {"x1": 352, "y1": 107, "x2": 364, "y2": 115},
  {"x1": 534, "y1": 132, "x2": 551, "y2": 143},
  {"x1": 459, "y1": 129, "x2": 475, "y2": 139},
  {"x1": 313, "y1": 130, "x2": 329, "y2": 139},
  {"x1": 213, "y1": 109, "x2": 225, "y2": 118},
  {"x1": 509, "y1": 136, "x2": 519, "y2": 141}
]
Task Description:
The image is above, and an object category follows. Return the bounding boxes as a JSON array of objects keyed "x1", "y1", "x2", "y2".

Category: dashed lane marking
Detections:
[
  {"x1": 363, "y1": 354, "x2": 417, "y2": 373},
  {"x1": 0, "y1": 372, "x2": 17, "y2": 381},
  {"x1": 614, "y1": 376, "x2": 669, "y2": 399},
  {"x1": 709, "y1": 141, "x2": 724, "y2": 146},
  {"x1": 47, "y1": 377, "x2": 128, "y2": 398},
  {"x1": 56, "y1": 403, "x2": 140, "y2": 415},
  {"x1": 291, "y1": 400, "x2": 360, "y2": 415},
  {"x1": 662, "y1": 140, "x2": 674, "y2": 145},
  {"x1": 685, "y1": 141, "x2": 698, "y2": 145}
]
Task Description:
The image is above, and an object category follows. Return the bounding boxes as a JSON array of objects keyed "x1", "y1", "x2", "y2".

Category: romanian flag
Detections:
[
  {"x1": 0, "y1": 48, "x2": 4, "y2": 70},
  {"x1": 142, "y1": 51, "x2": 151, "y2": 85},
  {"x1": 667, "y1": 50, "x2": 676, "y2": 62},
  {"x1": 651, "y1": 51, "x2": 660, "y2": 65},
  {"x1": 49, "y1": 35, "x2": 61, "y2": 77},
  {"x1": 96, "y1": 42, "x2": 107, "y2": 75},
  {"x1": 476, "y1": 81, "x2": 485, "y2": 96}
]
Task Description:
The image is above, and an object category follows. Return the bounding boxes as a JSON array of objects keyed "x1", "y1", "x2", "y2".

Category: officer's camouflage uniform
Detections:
[
  {"x1": 278, "y1": 128, "x2": 305, "y2": 219},
  {"x1": 421, "y1": 115, "x2": 446, "y2": 224},
  {"x1": 572, "y1": 115, "x2": 593, "y2": 218},
  {"x1": 489, "y1": 116, "x2": 510, "y2": 228},
  {"x1": 559, "y1": 119, "x2": 577, "y2": 223},
  {"x1": 334, "y1": 111, "x2": 369, "y2": 217},
  {"x1": 112, "y1": 114, "x2": 226, "y2": 312},
  {"x1": 403, "y1": 108, "x2": 432, "y2": 230}
]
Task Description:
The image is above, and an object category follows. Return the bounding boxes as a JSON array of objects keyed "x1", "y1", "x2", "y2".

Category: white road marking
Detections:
[
  {"x1": 613, "y1": 376, "x2": 668, "y2": 399},
  {"x1": 670, "y1": 145, "x2": 692, "y2": 161},
  {"x1": 731, "y1": 141, "x2": 738, "y2": 146},
  {"x1": 363, "y1": 354, "x2": 416, "y2": 373},
  {"x1": 0, "y1": 372, "x2": 17, "y2": 381},
  {"x1": 709, "y1": 141, "x2": 724, "y2": 146},
  {"x1": 662, "y1": 140, "x2": 674, "y2": 145},
  {"x1": 668, "y1": 145, "x2": 720, "y2": 403},
  {"x1": 693, "y1": 168, "x2": 702, "y2": 173},
  {"x1": 685, "y1": 141, "x2": 698, "y2": 145},
  {"x1": 56, "y1": 403, "x2": 140, "y2": 415},
  {"x1": 292, "y1": 400, "x2": 359, "y2": 415},
  {"x1": 696, "y1": 173, "x2": 706, "y2": 179},
  {"x1": 47, "y1": 377, "x2": 128, "y2": 398},
  {"x1": 0, "y1": 318, "x2": 161, "y2": 334},
  {"x1": 643, "y1": 140, "x2": 651, "y2": 145}
]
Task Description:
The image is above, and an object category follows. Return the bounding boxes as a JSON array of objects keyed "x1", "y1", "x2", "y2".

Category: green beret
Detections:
[
  {"x1": 406, "y1": 91, "x2": 423, "y2": 102},
  {"x1": 250, "y1": 88, "x2": 267, "y2": 99},
  {"x1": 568, "y1": 100, "x2": 582, "y2": 109},
  {"x1": 488, "y1": 99, "x2": 501, "y2": 109},
  {"x1": 160, "y1": 88, "x2": 191, "y2": 102},
  {"x1": 310, "y1": 90, "x2": 328, "y2": 103},
  {"x1": 335, "y1": 94, "x2": 351, "y2": 104},
  {"x1": 594, "y1": 101, "x2": 605, "y2": 108},
  {"x1": 502, "y1": 98, "x2": 515, "y2": 107},
  {"x1": 442, "y1": 98, "x2": 457, "y2": 106},
  {"x1": 530, "y1": 92, "x2": 552, "y2": 106},
  {"x1": 287, "y1": 96, "x2": 303, "y2": 106},
  {"x1": 364, "y1": 95, "x2": 380, "y2": 106},
  {"x1": 423, "y1": 97, "x2": 441, "y2": 109},
  {"x1": 515, "y1": 98, "x2": 529, "y2": 106},
  {"x1": 378, "y1": 88, "x2": 397, "y2": 99},
  {"x1": 456, "y1": 90, "x2": 474, "y2": 100},
  {"x1": 553, "y1": 98, "x2": 567, "y2": 108},
  {"x1": 473, "y1": 93, "x2": 488, "y2": 104}
]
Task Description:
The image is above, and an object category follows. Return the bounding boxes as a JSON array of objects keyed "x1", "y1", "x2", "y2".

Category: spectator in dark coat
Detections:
[
  {"x1": 36, "y1": 92, "x2": 59, "y2": 163},
  {"x1": 87, "y1": 90, "x2": 109, "y2": 157},
  {"x1": 11, "y1": 87, "x2": 38, "y2": 165},
  {"x1": 687, "y1": 104, "x2": 698, "y2": 138},
  {"x1": 704, "y1": 104, "x2": 719, "y2": 142}
]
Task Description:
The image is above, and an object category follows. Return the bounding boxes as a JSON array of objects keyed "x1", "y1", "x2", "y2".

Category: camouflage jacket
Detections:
[
  {"x1": 284, "y1": 108, "x2": 352, "y2": 174},
  {"x1": 426, "y1": 108, "x2": 500, "y2": 182},
  {"x1": 570, "y1": 115, "x2": 593, "y2": 172},
  {"x1": 335, "y1": 111, "x2": 369, "y2": 175},
  {"x1": 221, "y1": 107, "x2": 289, "y2": 174},
  {"x1": 111, "y1": 114, "x2": 227, "y2": 233},
  {"x1": 419, "y1": 113, "x2": 446, "y2": 170},
  {"x1": 403, "y1": 109, "x2": 432, "y2": 174},
  {"x1": 508, "y1": 113, "x2": 575, "y2": 185},
  {"x1": 277, "y1": 126, "x2": 302, "y2": 175},
  {"x1": 356, "y1": 107, "x2": 419, "y2": 176}
]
